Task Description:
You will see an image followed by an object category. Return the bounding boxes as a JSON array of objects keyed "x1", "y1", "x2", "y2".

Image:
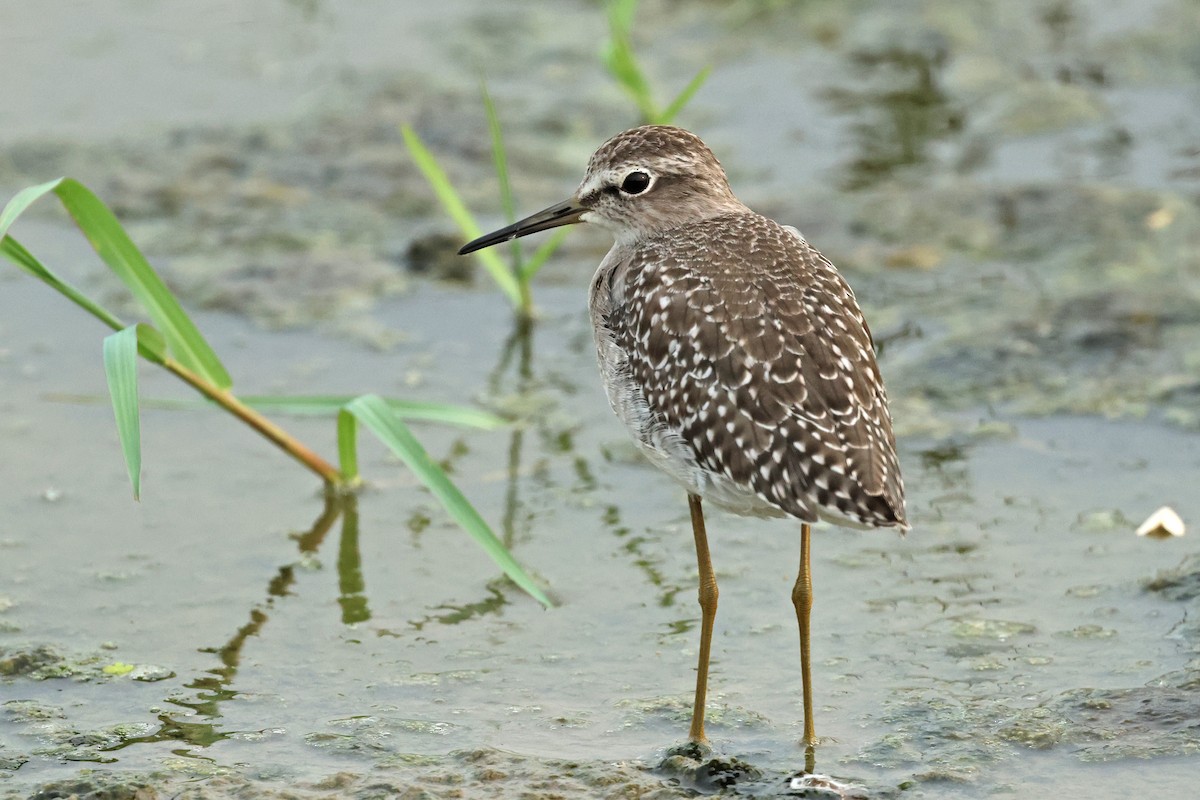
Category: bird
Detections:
[{"x1": 458, "y1": 125, "x2": 907, "y2": 754}]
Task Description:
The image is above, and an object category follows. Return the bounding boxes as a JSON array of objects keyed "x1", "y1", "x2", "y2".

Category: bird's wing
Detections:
[{"x1": 612, "y1": 212, "x2": 905, "y2": 527}]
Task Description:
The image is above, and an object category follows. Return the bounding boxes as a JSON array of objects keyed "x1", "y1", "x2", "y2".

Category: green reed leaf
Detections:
[
  {"x1": 481, "y1": 82, "x2": 531, "y2": 311},
  {"x1": 1, "y1": 235, "x2": 126, "y2": 331},
  {"x1": 240, "y1": 395, "x2": 507, "y2": 430},
  {"x1": 52, "y1": 179, "x2": 232, "y2": 388},
  {"x1": 659, "y1": 64, "x2": 713, "y2": 125},
  {"x1": 103, "y1": 326, "x2": 144, "y2": 500},
  {"x1": 1, "y1": 179, "x2": 231, "y2": 387},
  {"x1": 520, "y1": 227, "x2": 571, "y2": 282},
  {"x1": 345, "y1": 394, "x2": 551, "y2": 607},
  {"x1": 337, "y1": 408, "x2": 360, "y2": 482},
  {"x1": 603, "y1": 0, "x2": 657, "y2": 121},
  {"x1": 400, "y1": 125, "x2": 523, "y2": 307}
]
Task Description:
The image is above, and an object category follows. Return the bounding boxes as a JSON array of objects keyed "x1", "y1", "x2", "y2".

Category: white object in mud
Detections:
[{"x1": 1136, "y1": 506, "x2": 1185, "y2": 539}]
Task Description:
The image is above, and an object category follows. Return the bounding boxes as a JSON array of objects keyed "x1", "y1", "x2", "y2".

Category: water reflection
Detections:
[
  {"x1": 334, "y1": 497, "x2": 369, "y2": 624},
  {"x1": 108, "y1": 492, "x2": 363, "y2": 753},
  {"x1": 490, "y1": 314, "x2": 535, "y2": 552},
  {"x1": 405, "y1": 585, "x2": 508, "y2": 631},
  {"x1": 484, "y1": 309, "x2": 690, "y2": 615},
  {"x1": 824, "y1": 41, "x2": 964, "y2": 189}
]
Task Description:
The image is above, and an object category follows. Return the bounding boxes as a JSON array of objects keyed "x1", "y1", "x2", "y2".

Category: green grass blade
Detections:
[
  {"x1": 519, "y1": 227, "x2": 571, "y2": 281},
  {"x1": 400, "y1": 125, "x2": 522, "y2": 307},
  {"x1": 132, "y1": 323, "x2": 168, "y2": 365},
  {"x1": 481, "y1": 85, "x2": 518, "y2": 225},
  {"x1": 3, "y1": 232, "x2": 167, "y2": 368},
  {"x1": 337, "y1": 408, "x2": 360, "y2": 482},
  {"x1": 50, "y1": 393, "x2": 510, "y2": 430},
  {"x1": 659, "y1": 64, "x2": 713, "y2": 125},
  {"x1": 604, "y1": 0, "x2": 657, "y2": 120},
  {"x1": 609, "y1": 0, "x2": 639, "y2": 31},
  {"x1": 103, "y1": 326, "x2": 144, "y2": 500},
  {"x1": 345, "y1": 394, "x2": 551, "y2": 607},
  {"x1": 481, "y1": 81, "x2": 525, "y2": 279},
  {"x1": 50, "y1": 179, "x2": 232, "y2": 389},
  {"x1": 3, "y1": 180, "x2": 229, "y2": 385},
  {"x1": 239, "y1": 395, "x2": 507, "y2": 430},
  {"x1": 607, "y1": 36, "x2": 657, "y2": 120},
  {"x1": 0, "y1": 178, "x2": 64, "y2": 240},
  {"x1": 1, "y1": 235, "x2": 127, "y2": 331}
]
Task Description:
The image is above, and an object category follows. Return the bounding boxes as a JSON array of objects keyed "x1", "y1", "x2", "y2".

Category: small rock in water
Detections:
[
  {"x1": 130, "y1": 664, "x2": 176, "y2": 682},
  {"x1": 1074, "y1": 508, "x2": 1130, "y2": 532},
  {"x1": 785, "y1": 772, "x2": 870, "y2": 798},
  {"x1": 405, "y1": 232, "x2": 475, "y2": 283},
  {"x1": 1136, "y1": 506, "x2": 1185, "y2": 539},
  {"x1": 782, "y1": 772, "x2": 868, "y2": 796}
]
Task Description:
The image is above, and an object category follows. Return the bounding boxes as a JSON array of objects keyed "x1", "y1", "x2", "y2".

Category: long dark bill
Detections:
[{"x1": 458, "y1": 199, "x2": 586, "y2": 255}]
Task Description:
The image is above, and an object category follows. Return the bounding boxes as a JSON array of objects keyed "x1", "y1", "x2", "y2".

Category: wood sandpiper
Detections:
[{"x1": 459, "y1": 125, "x2": 907, "y2": 754}]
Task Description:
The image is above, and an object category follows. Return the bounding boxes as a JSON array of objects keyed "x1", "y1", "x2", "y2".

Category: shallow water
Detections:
[{"x1": 3, "y1": 1, "x2": 1200, "y2": 798}]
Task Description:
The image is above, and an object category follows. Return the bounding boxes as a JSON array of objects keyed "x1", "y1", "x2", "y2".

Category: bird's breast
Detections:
[{"x1": 587, "y1": 245, "x2": 786, "y2": 518}]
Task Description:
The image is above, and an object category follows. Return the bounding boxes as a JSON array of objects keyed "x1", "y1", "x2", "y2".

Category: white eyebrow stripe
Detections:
[{"x1": 578, "y1": 172, "x2": 609, "y2": 197}]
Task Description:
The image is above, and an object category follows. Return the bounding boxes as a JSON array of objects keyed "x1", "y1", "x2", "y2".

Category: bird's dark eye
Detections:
[{"x1": 620, "y1": 171, "x2": 652, "y2": 195}]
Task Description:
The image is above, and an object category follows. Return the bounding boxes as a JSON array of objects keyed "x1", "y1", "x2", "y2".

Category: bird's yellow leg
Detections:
[
  {"x1": 793, "y1": 522, "x2": 817, "y2": 756},
  {"x1": 687, "y1": 493, "x2": 718, "y2": 744}
]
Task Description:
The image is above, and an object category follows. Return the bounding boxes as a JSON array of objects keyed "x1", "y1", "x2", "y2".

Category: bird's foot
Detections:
[
  {"x1": 662, "y1": 739, "x2": 712, "y2": 761},
  {"x1": 657, "y1": 740, "x2": 762, "y2": 792}
]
